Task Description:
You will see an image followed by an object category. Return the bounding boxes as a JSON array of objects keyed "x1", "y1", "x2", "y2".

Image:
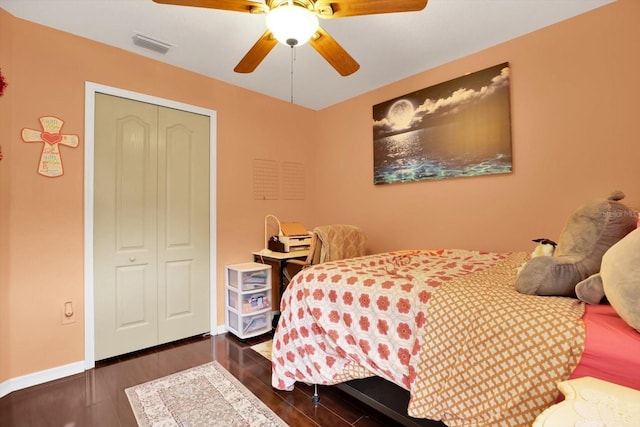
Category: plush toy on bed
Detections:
[
  {"x1": 576, "y1": 227, "x2": 640, "y2": 332},
  {"x1": 515, "y1": 191, "x2": 637, "y2": 297},
  {"x1": 515, "y1": 238, "x2": 557, "y2": 275},
  {"x1": 531, "y1": 238, "x2": 557, "y2": 257}
]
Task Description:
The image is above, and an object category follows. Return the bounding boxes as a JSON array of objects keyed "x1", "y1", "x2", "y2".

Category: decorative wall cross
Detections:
[{"x1": 22, "y1": 116, "x2": 79, "y2": 177}]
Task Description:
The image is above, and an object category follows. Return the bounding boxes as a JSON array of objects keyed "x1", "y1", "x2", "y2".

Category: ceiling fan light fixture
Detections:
[{"x1": 266, "y1": 5, "x2": 319, "y2": 47}]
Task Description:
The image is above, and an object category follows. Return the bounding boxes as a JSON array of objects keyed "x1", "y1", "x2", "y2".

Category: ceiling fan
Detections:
[{"x1": 152, "y1": 0, "x2": 429, "y2": 76}]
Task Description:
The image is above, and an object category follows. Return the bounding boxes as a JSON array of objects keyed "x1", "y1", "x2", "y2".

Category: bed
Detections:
[{"x1": 270, "y1": 249, "x2": 640, "y2": 426}]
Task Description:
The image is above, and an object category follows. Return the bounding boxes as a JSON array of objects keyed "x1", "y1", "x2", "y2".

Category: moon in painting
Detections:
[{"x1": 387, "y1": 99, "x2": 415, "y2": 130}]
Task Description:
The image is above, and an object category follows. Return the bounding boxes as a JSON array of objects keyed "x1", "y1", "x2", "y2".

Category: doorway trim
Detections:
[{"x1": 83, "y1": 82, "x2": 217, "y2": 369}]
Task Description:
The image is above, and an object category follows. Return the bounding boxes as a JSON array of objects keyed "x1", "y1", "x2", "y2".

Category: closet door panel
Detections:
[
  {"x1": 157, "y1": 106, "x2": 210, "y2": 343},
  {"x1": 94, "y1": 93, "x2": 159, "y2": 360}
]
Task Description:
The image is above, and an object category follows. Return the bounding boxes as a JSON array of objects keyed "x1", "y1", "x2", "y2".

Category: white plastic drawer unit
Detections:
[{"x1": 224, "y1": 262, "x2": 272, "y2": 339}]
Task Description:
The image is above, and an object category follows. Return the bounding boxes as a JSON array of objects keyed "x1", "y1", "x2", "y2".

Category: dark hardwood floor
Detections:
[{"x1": 0, "y1": 332, "x2": 409, "y2": 427}]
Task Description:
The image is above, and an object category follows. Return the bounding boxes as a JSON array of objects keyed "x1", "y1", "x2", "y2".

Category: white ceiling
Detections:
[{"x1": 0, "y1": 0, "x2": 614, "y2": 110}]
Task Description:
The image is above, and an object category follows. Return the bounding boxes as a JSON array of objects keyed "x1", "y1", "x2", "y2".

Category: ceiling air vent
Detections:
[{"x1": 132, "y1": 33, "x2": 172, "y2": 54}]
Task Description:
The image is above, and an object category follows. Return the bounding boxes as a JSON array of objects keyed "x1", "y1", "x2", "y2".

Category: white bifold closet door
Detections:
[{"x1": 94, "y1": 93, "x2": 210, "y2": 360}]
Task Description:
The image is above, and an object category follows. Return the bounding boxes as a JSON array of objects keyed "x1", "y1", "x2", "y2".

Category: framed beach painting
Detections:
[{"x1": 372, "y1": 62, "x2": 512, "y2": 185}]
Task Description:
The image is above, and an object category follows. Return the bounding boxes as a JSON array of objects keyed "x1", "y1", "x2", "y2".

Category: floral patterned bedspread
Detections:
[
  {"x1": 271, "y1": 249, "x2": 509, "y2": 391},
  {"x1": 271, "y1": 249, "x2": 586, "y2": 426}
]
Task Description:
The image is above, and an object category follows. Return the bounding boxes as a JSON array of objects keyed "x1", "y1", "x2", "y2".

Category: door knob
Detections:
[{"x1": 129, "y1": 256, "x2": 136, "y2": 262}]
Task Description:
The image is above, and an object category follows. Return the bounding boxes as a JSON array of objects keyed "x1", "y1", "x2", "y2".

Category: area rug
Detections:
[
  {"x1": 125, "y1": 360, "x2": 287, "y2": 426},
  {"x1": 250, "y1": 340, "x2": 273, "y2": 361}
]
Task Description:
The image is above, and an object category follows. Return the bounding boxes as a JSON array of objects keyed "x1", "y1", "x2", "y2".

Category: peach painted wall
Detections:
[
  {"x1": 0, "y1": 9, "x2": 318, "y2": 383},
  {"x1": 312, "y1": 0, "x2": 640, "y2": 254}
]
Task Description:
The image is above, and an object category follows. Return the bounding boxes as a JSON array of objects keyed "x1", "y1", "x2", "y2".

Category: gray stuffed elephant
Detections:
[{"x1": 516, "y1": 191, "x2": 637, "y2": 297}]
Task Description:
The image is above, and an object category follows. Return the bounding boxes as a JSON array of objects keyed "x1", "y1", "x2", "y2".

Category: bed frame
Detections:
[{"x1": 332, "y1": 377, "x2": 446, "y2": 427}]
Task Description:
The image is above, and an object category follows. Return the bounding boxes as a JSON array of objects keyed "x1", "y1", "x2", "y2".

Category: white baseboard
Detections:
[
  {"x1": 0, "y1": 361, "x2": 85, "y2": 398},
  {"x1": 213, "y1": 323, "x2": 228, "y2": 335}
]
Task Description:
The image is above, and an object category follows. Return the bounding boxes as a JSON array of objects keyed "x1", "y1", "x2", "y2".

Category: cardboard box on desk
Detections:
[{"x1": 280, "y1": 222, "x2": 307, "y2": 236}]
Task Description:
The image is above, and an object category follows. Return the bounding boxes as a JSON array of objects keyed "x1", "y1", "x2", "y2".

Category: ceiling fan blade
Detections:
[
  {"x1": 308, "y1": 27, "x2": 359, "y2": 76},
  {"x1": 234, "y1": 30, "x2": 278, "y2": 73},
  {"x1": 314, "y1": 0, "x2": 428, "y2": 18},
  {"x1": 152, "y1": 0, "x2": 267, "y2": 14}
]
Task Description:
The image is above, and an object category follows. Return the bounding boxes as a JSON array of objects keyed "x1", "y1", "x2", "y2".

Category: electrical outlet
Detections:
[{"x1": 62, "y1": 301, "x2": 76, "y2": 325}]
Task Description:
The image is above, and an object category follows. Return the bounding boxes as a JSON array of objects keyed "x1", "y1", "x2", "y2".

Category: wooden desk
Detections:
[{"x1": 252, "y1": 249, "x2": 309, "y2": 311}]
